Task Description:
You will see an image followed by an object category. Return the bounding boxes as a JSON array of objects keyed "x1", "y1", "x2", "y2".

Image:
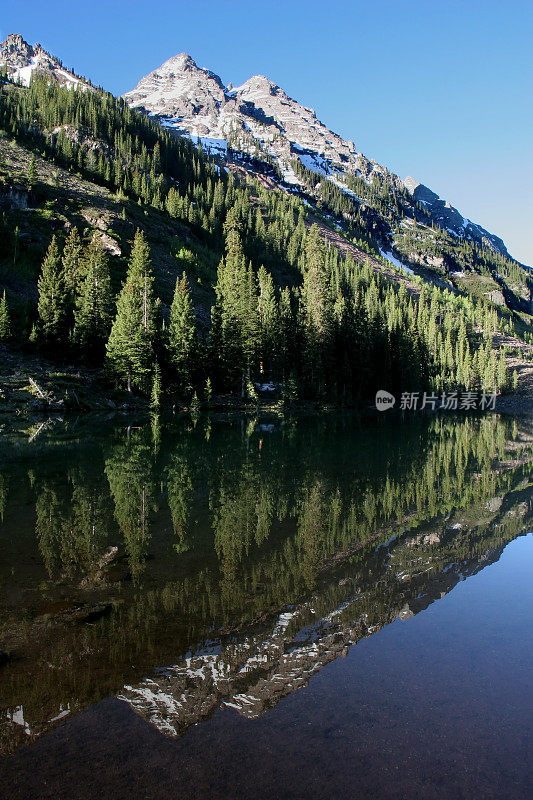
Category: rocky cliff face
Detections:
[
  {"x1": 403, "y1": 176, "x2": 507, "y2": 253},
  {"x1": 0, "y1": 33, "x2": 89, "y2": 90},
  {"x1": 123, "y1": 52, "x2": 384, "y2": 181},
  {"x1": 123, "y1": 51, "x2": 512, "y2": 256}
]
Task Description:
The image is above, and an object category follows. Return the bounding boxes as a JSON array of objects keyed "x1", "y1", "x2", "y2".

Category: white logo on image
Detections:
[{"x1": 375, "y1": 390, "x2": 396, "y2": 411}]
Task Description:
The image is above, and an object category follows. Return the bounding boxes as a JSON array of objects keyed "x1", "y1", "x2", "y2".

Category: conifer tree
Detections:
[
  {"x1": 212, "y1": 211, "x2": 259, "y2": 391},
  {"x1": 36, "y1": 236, "x2": 67, "y2": 343},
  {"x1": 62, "y1": 227, "x2": 84, "y2": 307},
  {"x1": 257, "y1": 265, "x2": 278, "y2": 379},
  {"x1": 167, "y1": 272, "x2": 197, "y2": 395},
  {"x1": 301, "y1": 224, "x2": 333, "y2": 394},
  {"x1": 0, "y1": 291, "x2": 11, "y2": 340},
  {"x1": 497, "y1": 350, "x2": 507, "y2": 390},
  {"x1": 242, "y1": 262, "x2": 260, "y2": 394},
  {"x1": 106, "y1": 230, "x2": 155, "y2": 392},
  {"x1": 73, "y1": 239, "x2": 113, "y2": 356},
  {"x1": 151, "y1": 362, "x2": 162, "y2": 408}
]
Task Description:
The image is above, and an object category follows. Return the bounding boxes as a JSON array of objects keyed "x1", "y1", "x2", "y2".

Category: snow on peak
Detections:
[
  {"x1": 157, "y1": 52, "x2": 199, "y2": 74},
  {"x1": 0, "y1": 33, "x2": 90, "y2": 91}
]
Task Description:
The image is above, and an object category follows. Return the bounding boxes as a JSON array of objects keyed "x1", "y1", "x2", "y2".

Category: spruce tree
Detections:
[
  {"x1": 212, "y1": 212, "x2": 257, "y2": 391},
  {"x1": 167, "y1": 272, "x2": 197, "y2": 396},
  {"x1": 497, "y1": 351, "x2": 507, "y2": 391},
  {"x1": 278, "y1": 286, "x2": 296, "y2": 381},
  {"x1": 73, "y1": 239, "x2": 113, "y2": 357},
  {"x1": 151, "y1": 362, "x2": 162, "y2": 408},
  {"x1": 301, "y1": 224, "x2": 333, "y2": 395},
  {"x1": 0, "y1": 291, "x2": 11, "y2": 340},
  {"x1": 106, "y1": 230, "x2": 155, "y2": 392},
  {"x1": 62, "y1": 227, "x2": 84, "y2": 308},
  {"x1": 257, "y1": 265, "x2": 278, "y2": 379},
  {"x1": 242, "y1": 262, "x2": 260, "y2": 393},
  {"x1": 36, "y1": 236, "x2": 67, "y2": 343}
]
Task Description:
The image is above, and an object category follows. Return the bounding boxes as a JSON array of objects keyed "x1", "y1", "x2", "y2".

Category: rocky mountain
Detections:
[
  {"x1": 123, "y1": 51, "x2": 511, "y2": 257},
  {"x1": 1, "y1": 31, "x2": 531, "y2": 328},
  {"x1": 0, "y1": 33, "x2": 520, "y2": 263},
  {"x1": 0, "y1": 33, "x2": 90, "y2": 90},
  {"x1": 403, "y1": 175, "x2": 507, "y2": 253},
  {"x1": 122, "y1": 52, "x2": 361, "y2": 175}
]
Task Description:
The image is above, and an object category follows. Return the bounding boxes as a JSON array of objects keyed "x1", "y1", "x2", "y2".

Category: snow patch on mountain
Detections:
[
  {"x1": 380, "y1": 248, "x2": 414, "y2": 275},
  {"x1": 0, "y1": 34, "x2": 89, "y2": 90}
]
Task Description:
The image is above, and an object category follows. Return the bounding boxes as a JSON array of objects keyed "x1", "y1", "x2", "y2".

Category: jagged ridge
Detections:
[
  {"x1": 123, "y1": 50, "x2": 512, "y2": 258},
  {"x1": 0, "y1": 33, "x2": 90, "y2": 91}
]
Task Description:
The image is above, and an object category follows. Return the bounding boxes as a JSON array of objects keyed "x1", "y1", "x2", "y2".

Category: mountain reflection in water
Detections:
[{"x1": 0, "y1": 412, "x2": 532, "y2": 755}]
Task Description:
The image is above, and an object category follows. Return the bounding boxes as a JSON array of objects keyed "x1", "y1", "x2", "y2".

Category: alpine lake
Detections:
[{"x1": 0, "y1": 410, "x2": 532, "y2": 799}]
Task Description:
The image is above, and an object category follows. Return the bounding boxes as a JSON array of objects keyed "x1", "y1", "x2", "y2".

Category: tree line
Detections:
[{"x1": 0, "y1": 218, "x2": 509, "y2": 404}]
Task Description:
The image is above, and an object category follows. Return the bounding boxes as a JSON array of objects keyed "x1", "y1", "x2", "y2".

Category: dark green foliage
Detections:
[
  {"x1": 62, "y1": 227, "x2": 84, "y2": 309},
  {"x1": 167, "y1": 272, "x2": 197, "y2": 397},
  {"x1": 211, "y1": 217, "x2": 260, "y2": 394},
  {"x1": 0, "y1": 290, "x2": 11, "y2": 340},
  {"x1": 106, "y1": 230, "x2": 156, "y2": 392},
  {"x1": 151, "y1": 362, "x2": 162, "y2": 408},
  {"x1": 35, "y1": 235, "x2": 67, "y2": 344},
  {"x1": 73, "y1": 239, "x2": 113, "y2": 357}
]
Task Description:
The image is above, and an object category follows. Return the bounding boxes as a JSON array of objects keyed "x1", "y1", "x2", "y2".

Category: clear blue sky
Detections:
[{"x1": 2, "y1": 0, "x2": 532, "y2": 264}]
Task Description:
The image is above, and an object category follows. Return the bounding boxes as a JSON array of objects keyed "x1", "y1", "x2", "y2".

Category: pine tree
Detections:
[
  {"x1": 242, "y1": 262, "x2": 260, "y2": 394},
  {"x1": 151, "y1": 362, "x2": 162, "y2": 408},
  {"x1": 62, "y1": 227, "x2": 84, "y2": 308},
  {"x1": 278, "y1": 286, "x2": 296, "y2": 381},
  {"x1": 204, "y1": 376, "x2": 213, "y2": 404},
  {"x1": 0, "y1": 291, "x2": 11, "y2": 340},
  {"x1": 36, "y1": 236, "x2": 67, "y2": 343},
  {"x1": 73, "y1": 239, "x2": 113, "y2": 356},
  {"x1": 497, "y1": 350, "x2": 507, "y2": 391},
  {"x1": 212, "y1": 213, "x2": 259, "y2": 391},
  {"x1": 301, "y1": 224, "x2": 333, "y2": 395},
  {"x1": 167, "y1": 272, "x2": 197, "y2": 395},
  {"x1": 257, "y1": 265, "x2": 278, "y2": 379},
  {"x1": 106, "y1": 230, "x2": 156, "y2": 392}
]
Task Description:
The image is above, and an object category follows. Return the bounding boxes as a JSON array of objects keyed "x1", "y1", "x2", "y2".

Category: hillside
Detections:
[{"x1": 1, "y1": 34, "x2": 532, "y2": 412}]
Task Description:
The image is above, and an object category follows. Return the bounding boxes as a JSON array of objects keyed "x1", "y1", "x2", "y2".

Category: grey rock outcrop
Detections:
[
  {"x1": 123, "y1": 52, "x2": 384, "y2": 181},
  {"x1": 123, "y1": 51, "x2": 511, "y2": 258},
  {"x1": 403, "y1": 176, "x2": 508, "y2": 255},
  {"x1": 0, "y1": 33, "x2": 90, "y2": 90}
]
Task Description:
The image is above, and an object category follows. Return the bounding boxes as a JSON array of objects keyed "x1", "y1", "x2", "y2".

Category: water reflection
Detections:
[{"x1": 0, "y1": 413, "x2": 532, "y2": 753}]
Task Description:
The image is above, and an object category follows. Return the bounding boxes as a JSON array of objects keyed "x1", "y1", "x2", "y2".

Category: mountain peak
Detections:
[
  {"x1": 123, "y1": 50, "x2": 227, "y2": 125},
  {"x1": 158, "y1": 52, "x2": 198, "y2": 72},
  {"x1": 4, "y1": 32, "x2": 27, "y2": 47},
  {"x1": 246, "y1": 74, "x2": 277, "y2": 87},
  {"x1": 0, "y1": 32, "x2": 89, "y2": 90},
  {"x1": 236, "y1": 74, "x2": 284, "y2": 98},
  {"x1": 1, "y1": 33, "x2": 40, "y2": 66},
  {"x1": 120, "y1": 51, "x2": 513, "y2": 258}
]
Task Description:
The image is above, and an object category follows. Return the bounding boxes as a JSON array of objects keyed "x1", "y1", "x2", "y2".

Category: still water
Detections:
[{"x1": 0, "y1": 412, "x2": 532, "y2": 798}]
